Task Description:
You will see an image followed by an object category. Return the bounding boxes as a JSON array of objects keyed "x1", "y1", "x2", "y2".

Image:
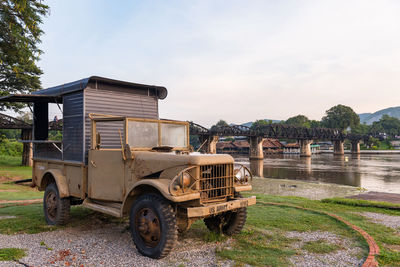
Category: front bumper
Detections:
[{"x1": 186, "y1": 196, "x2": 256, "y2": 218}]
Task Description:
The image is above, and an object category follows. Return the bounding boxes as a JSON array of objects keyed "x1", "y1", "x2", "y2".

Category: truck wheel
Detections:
[
  {"x1": 204, "y1": 207, "x2": 247, "y2": 236},
  {"x1": 129, "y1": 194, "x2": 178, "y2": 259},
  {"x1": 43, "y1": 183, "x2": 70, "y2": 225}
]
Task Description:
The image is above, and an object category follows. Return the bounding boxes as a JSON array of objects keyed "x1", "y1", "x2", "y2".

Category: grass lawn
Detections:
[
  {"x1": 0, "y1": 155, "x2": 32, "y2": 181},
  {"x1": 0, "y1": 183, "x2": 43, "y2": 202},
  {"x1": 0, "y1": 155, "x2": 42, "y2": 203}
]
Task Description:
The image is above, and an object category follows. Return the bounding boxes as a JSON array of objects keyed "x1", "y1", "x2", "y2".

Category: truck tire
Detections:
[
  {"x1": 43, "y1": 183, "x2": 70, "y2": 225},
  {"x1": 129, "y1": 194, "x2": 178, "y2": 259},
  {"x1": 204, "y1": 207, "x2": 247, "y2": 236}
]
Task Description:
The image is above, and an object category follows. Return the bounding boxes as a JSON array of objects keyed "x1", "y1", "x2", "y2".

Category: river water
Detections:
[{"x1": 234, "y1": 153, "x2": 400, "y2": 194}]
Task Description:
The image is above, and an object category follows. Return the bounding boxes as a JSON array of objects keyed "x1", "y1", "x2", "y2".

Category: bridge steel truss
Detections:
[{"x1": 189, "y1": 122, "x2": 369, "y2": 142}]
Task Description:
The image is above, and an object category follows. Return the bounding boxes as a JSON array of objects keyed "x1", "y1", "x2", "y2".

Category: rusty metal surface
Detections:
[
  {"x1": 199, "y1": 164, "x2": 234, "y2": 203},
  {"x1": 187, "y1": 196, "x2": 256, "y2": 218},
  {"x1": 189, "y1": 122, "x2": 383, "y2": 142}
]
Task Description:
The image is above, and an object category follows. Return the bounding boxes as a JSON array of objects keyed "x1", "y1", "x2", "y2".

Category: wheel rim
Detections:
[
  {"x1": 135, "y1": 207, "x2": 161, "y2": 248},
  {"x1": 45, "y1": 191, "x2": 58, "y2": 221}
]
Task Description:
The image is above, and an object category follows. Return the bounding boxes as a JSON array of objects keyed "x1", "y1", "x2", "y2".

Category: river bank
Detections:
[
  {"x1": 320, "y1": 149, "x2": 400, "y2": 154},
  {"x1": 251, "y1": 176, "x2": 364, "y2": 200}
]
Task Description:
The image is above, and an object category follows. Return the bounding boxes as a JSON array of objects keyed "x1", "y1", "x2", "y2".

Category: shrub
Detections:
[{"x1": 0, "y1": 138, "x2": 23, "y2": 157}]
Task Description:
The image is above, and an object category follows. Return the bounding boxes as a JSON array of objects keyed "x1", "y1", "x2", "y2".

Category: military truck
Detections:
[{"x1": 0, "y1": 76, "x2": 255, "y2": 259}]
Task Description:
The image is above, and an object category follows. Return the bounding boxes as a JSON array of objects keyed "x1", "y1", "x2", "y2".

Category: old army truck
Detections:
[{"x1": 0, "y1": 76, "x2": 255, "y2": 259}]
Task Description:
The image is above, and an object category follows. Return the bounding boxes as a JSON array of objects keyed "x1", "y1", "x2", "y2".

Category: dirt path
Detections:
[{"x1": 0, "y1": 199, "x2": 42, "y2": 204}]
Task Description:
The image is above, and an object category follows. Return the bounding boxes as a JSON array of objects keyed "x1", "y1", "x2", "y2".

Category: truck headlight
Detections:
[
  {"x1": 180, "y1": 172, "x2": 191, "y2": 188},
  {"x1": 169, "y1": 166, "x2": 198, "y2": 196},
  {"x1": 234, "y1": 165, "x2": 252, "y2": 184}
]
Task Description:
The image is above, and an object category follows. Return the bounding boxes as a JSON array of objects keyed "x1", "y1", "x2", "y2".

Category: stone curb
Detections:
[{"x1": 257, "y1": 201, "x2": 379, "y2": 267}]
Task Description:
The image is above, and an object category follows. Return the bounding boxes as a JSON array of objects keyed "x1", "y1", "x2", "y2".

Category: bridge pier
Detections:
[
  {"x1": 206, "y1": 135, "x2": 219, "y2": 154},
  {"x1": 249, "y1": 136, "x2": 264, "y2": 159},
  {"x1": 333, "y1": 140, "x2": 345, "y2": 155},
  {"x1": 351, "y1": 140, "x2": 360, "y2": 154},
  {"x1": 299, "y1": 139, "x2": 313, "y2": 157},
  {"x1": 250, "y1": 159, "x2": 264, "y2": 177},
  {"x1": 21, "y1": 129, "x2": 32, "y2": 166}
]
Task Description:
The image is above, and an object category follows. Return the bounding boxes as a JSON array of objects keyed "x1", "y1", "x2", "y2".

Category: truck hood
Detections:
[{"x1": 131, "y1": 151, "x2": 234, "y2": 178}]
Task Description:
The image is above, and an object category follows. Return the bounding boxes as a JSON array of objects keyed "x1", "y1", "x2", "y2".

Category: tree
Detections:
[
  {"x1": 0, "y1": 0, "x2": 49, "y2": 111},
  {"x1": 250, "y1": 119, "x2": 271, "y2": 131},
  {"x1": 310, "y1": 120, "x2": 321, "y2": 129},
  {"x1": 321, "y1": 104, "x2": 359, "y2": 131},
  {"x1": 285, "y1": 115, "x2": 310, "y2": 128},
  {"x1": 351, "y1": 123, "x2": 370, "y2": 135},
  {"x1": 210, "y1": 119, "x2": 229, "y2": 130},
  {"x1": 213, "y1": 119, "x2": 229, "y2": 128},
  {"x1": 370, "y1": 115, "x2": 400, "y2": 137},
  {"x1": 17, "y1": 110, "x2": 32, "y2": 123}
]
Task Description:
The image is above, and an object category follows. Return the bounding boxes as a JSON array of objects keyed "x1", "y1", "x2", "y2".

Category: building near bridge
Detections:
[
  {"x1": 216, "y1": 138, "x2": 284, "y2": 155},
  {"x1": 283, "y1": 142, "x2": 321, "y2": 154}
]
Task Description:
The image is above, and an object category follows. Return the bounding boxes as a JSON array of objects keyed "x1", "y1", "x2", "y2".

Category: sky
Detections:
[{"x1": 37, "y1": 0, "x2": 400, "y2": 127}]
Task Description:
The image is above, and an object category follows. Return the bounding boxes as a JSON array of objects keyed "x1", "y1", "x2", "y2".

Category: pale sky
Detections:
[{"x1": 38, "y1": 0, "x2": 400, "y2": 127}]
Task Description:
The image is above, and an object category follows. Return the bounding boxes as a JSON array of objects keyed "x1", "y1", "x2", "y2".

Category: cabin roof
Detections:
[{"x1": 32, "y1": 76, "x2": 168, "y2": 99}]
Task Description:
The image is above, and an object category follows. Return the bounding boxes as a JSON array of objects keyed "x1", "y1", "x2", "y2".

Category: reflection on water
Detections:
[{"x1": 237, "y1": 154, "x2": 400, "y2": 194}]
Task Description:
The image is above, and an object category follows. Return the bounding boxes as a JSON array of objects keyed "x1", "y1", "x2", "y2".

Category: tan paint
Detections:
[
  {"x1": 187, "y1": 196, "x2": 256, "y2": 218},
  {"x1": 234, "y1": 185, "x2": 253, "y2": 192},
  {"x1": 125, "y1": 179, "x2": 201, "y2": 203},
  {"x1": 65, "y1": 165, "x2": 84, "y2": 197},
  {"x1": 88, "y1": 150, "x2": 125, "y2": 201},
  {"x1": 41, "y1": 169, "x2": 70, "y2": 198}
]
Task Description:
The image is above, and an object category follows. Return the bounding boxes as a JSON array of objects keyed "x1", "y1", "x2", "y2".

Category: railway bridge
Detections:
[
  {"x1": 189, "y1": 122, "x2": 369, "y2": 159},
  {"x1": 0, "y1": 113, "x2": 61, "y2": 166}
]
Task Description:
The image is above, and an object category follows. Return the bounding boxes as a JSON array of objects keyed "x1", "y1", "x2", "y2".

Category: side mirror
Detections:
[{"x1": 96, "y1": 132, "x2": 101, "y2": 149}]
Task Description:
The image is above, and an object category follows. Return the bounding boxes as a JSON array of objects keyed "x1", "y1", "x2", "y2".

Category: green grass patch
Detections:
[
  {"x1": 203, "y1": 231, "x2": 228, "y2": 243},
  {"x1": 217, "y1": 229, "x2": 298, "y2": 266},
  {"x1": 0, "y1": 183, "x2": 43, "y2": 201},
  {"x1": 0, "y1": 248, "x2": 26, "y2": 261},
  {"x1": 0, "y1": 155, "x2": 31, "y2": 180},
  {"x1": 302, "y1": 240, "x2": 341, "y2": 254},
  {"x1": 322, "y1": 197, "x2": 400, "y2": 210},
  {"x1": 0, "y1": 204, "x2": 97, "y2": 234}
]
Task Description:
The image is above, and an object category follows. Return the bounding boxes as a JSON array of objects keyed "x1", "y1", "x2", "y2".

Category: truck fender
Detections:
[
  {"x1": 122, "y1": 179, "x2": 171, "y2": 215},
  {"x1": 41, "y1": 169, "x2": 70, "y2": 198}
]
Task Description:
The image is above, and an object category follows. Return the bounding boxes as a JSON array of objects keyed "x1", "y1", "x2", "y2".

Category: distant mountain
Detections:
[
  {"x1": 359, "y1": 106, "x2": 400, "y2": 125},
  {"x1": 241, "y1": 119, "x2": 282, "y2": 128},
  {"x1": 358, "y1": 113, "x2": 372, "y2": 122}
]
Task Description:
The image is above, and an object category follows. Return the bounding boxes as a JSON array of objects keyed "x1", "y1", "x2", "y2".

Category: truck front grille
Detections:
[{"x1": 199, "y1": 164, "x2": 234, "y2": 203}]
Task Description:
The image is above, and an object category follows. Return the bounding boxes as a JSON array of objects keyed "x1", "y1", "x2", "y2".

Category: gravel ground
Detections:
[
  {"x1": 359, "y1": 212, "x2": 400, "y2": 232},
  {"x1": 0, "y1": 220, "x2": 233, "y2": 267},
  {"x1": 286, "y1": 231, "x2": 364, "y2": 267},
  {"x1": 0, "y1": 220, "x2": 369, "y2": 266}
]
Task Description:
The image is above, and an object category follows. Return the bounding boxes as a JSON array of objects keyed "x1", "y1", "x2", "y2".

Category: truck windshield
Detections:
[{"x1": 127, "y1": 120, "x2": 188, "y2": 149}]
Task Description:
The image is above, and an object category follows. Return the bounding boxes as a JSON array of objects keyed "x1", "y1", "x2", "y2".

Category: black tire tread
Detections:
[
  {"x1": 43, "y1": 183, "x2": 70, "y2": 226},
  {"x1": 204, "y1": 216, "x2": 222, "y2": 233},
  {"x1": 130, "y1": 194, "x2": 178, "y2": 259},
  {"x1": 223, "y1": 207, "x2": 247, "y2": 236}
]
